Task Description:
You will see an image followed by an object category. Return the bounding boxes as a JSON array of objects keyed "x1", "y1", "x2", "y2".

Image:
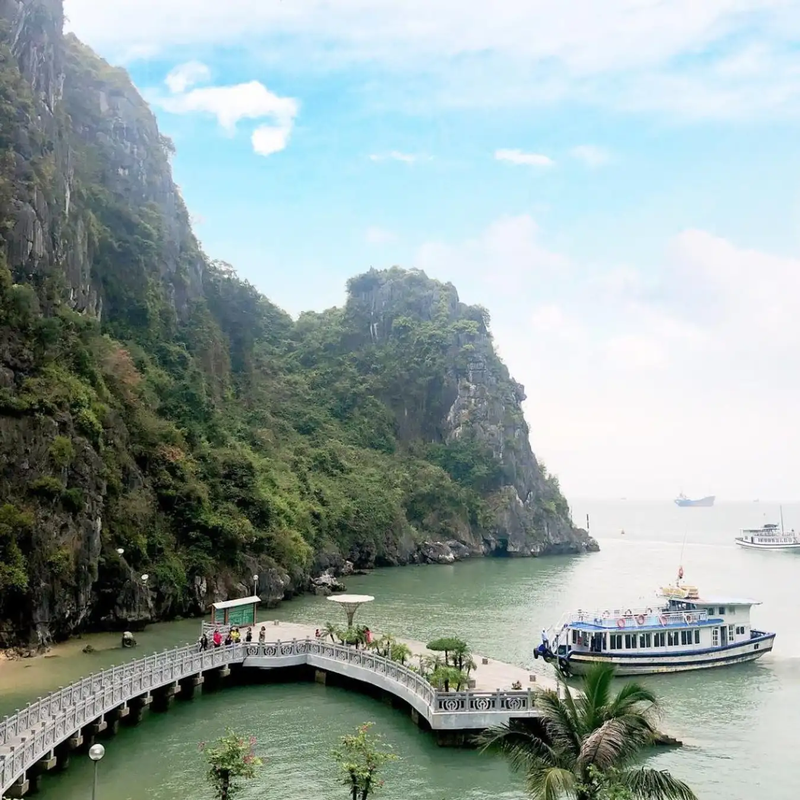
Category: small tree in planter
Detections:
[
  {"x1": 389, "y1": 642, "x2": 412, "y2": 665},
  {"x1": 332, "y1": 722, "x2": 398, "y2": 800},
  {"x1": 427, "y1": 636, "x2": 468, "y2": 667},
  {"x1": 200, "y1": 728, "x2": 262, "y2": 800},
  {"x1": 323, "y1": 622, "x2": 338, "y2": 642},
  {"x1": 430, "y1": 665, "x2": 468, "y2": 692}
]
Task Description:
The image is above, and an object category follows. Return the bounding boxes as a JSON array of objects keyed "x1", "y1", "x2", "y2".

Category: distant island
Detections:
[{"x1": 0, "y1": 0, "x2": 596, "y2": 650}]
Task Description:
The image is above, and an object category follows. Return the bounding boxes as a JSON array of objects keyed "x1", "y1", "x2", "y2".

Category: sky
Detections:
[{"x1": 62, "y1": 0, "x2": 800, "y2": 503}]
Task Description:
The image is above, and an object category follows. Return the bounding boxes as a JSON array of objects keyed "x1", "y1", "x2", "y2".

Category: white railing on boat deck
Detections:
[{"x1": 565, "y1": 608, "x2": 710, "y2": 629}]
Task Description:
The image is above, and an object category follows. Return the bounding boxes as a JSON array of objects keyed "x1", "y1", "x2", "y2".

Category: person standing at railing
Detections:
[
  {"x1": 213, "y1": 628, "x2": 222, "y2": 648},
  {"x1": 258, "y1": 626, "x2": 266, "y2": 643},
  {"x1": 198, "y1": 633, "x2": 209, "y2": 651},
  {"x1": 245, "y1": 627, "x2": 252, "y2": 643}
]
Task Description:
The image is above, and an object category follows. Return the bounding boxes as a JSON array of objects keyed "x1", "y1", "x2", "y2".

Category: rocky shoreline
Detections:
[{"x1": 1, "y1": 537, "x2": 599, "y2": 656}]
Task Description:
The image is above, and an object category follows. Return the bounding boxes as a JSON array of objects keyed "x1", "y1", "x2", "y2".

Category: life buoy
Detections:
[
  {"x1": 659, "y1": 615, "x2": 668, "y2": 626},
  {"x1": 617, "y1": 618, "x2": 625, "y2": 628},
  {"x1": 624, "y1": 608, "x2": 633, "y2": 617},
  {"x1": 636, "y1": 614, "x2": 645, "y2": 625},
  {"x1": 602, "y1": 610, "x2": 610, "y2": 618},
  {"x1": 645, "y1": 607, "x2": 653, "y2": 615}
]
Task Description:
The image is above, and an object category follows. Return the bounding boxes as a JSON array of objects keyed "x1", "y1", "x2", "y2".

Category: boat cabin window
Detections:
[
  {"x1": 735, "y1": 626, "x2": 745, "y2": 635},
  {"x1": 624, "y1": 634, "x2": 635, "y2": 649},
  {"x1": 712, "y1": 629, "x2": 719, "y2": 646},
  {"x1": 718, "y1": 607, "x2": 726, "y2": 615},
  {"x1": 654, "y1": 632, "x2": 666, "y2": 647},
  {"x1": 694, "y1": 630, "x2": 700, "y2": 644},
  {"x1": 639, "y1": 633, "x2": 651, "y2": 648},
  {"x1": 667, "y1": 631, "x2": 679, "y2": 646},
  {"x1": 610, "y1": 634, "x2": 623, "y2": 649}
]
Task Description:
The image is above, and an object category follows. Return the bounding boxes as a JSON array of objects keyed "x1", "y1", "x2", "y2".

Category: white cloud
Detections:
[
  {"x1": 365, "y1": 226, "x2": 398, "y2": 244},
  {"x1": 64, "y1": 0, "x2": 800, "y2": 119},
  {"x1": 155, "y1": 80, "x2": 298, "y2": 132},
  {"x1": 414, "y1": 217, "x2": 800, "y2": 501},
  {"x1": 495, "y1": 149, "x2": 555, "y2": 167},
  {"x1": 152, "y1": 75, "x2": 299, "y2": 156},
  {"x1": 368, "y1": 152, "x2": 422, "y2": 164},
  {"x1": 417, "y1": 215, "x2": 568, "y2": 290},
  {"x1": 570, "y1": 144, "x2": 611, "y2": 167},
  {"x1": 251, "y1": 124, "x2": 292, "y2": 156},
  {"x1": 165, "y1": 61, "x2": 210, "y2": 94}
]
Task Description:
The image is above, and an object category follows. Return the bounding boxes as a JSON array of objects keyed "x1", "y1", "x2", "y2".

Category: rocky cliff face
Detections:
[
  {"x1": 345, "y1": 268, "x2": 595, "y2": 560},
  {"x1": 0, "y1": 1, "x2": 595, "y2": 650}
]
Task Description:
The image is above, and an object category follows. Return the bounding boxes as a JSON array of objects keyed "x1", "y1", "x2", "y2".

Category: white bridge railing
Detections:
[{"x1": 0, "y1": 639, "x2": 536, "y2": 792}]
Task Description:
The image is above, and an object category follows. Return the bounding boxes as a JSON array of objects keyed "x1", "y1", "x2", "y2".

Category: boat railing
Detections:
[{"x1": 566, "y1": 608, "x2": 709, "y2": 629}]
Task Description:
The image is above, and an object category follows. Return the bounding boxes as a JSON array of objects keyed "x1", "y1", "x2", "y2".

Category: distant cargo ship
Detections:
[{"x1": 674, "y1": 494, "x2": 715, "y2": 508}]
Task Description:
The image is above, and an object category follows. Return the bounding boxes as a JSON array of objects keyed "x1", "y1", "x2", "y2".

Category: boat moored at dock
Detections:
[{"x1": 539, "y1": 579, "x2": 775, "y2": 676}]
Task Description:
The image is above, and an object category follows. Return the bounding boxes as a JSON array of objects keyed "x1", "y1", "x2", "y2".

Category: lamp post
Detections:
[
  {"x1": 116, "y1": 548, "x2": 124, "y2": 556},
  {"x1": 253, "y1": 574, "x2": 259, "y2": 597},
  {"x1": 88, "y1": 743, "x2": 105, "y2": 800}
]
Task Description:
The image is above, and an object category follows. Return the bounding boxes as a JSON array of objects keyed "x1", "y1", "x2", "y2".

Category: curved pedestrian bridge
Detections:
[{"x1": 0, "y1": 637, "x2": 540, "y2": 796}]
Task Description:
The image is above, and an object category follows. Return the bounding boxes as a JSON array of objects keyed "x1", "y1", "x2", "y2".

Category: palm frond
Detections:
[
  {"x1": 606, "y1": 680, "x2": 660, "y2": 719},
  {"x1": 619, "y1": 767, "x2": 699, "y2": 800},
  {"x1": 576, "y1": 718, "x2": 643, "y2": 771},
  {"x1": 578, "y1": 663, "x2": 616, "y2": 729},
  {"x1": 525, "y1": 765, "x2": 579, "y2": 800},
  {"x1": 536, "y1": 689, "x2": 583, "y2": 755},
  {"x1": 475, "y1": 722, "x2": 559, "y2": 774}
]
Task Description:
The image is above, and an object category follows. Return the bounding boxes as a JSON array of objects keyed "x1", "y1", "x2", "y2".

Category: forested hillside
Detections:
[{"x1": 0, "y1": 0, "x2": 595, "y2": 648}]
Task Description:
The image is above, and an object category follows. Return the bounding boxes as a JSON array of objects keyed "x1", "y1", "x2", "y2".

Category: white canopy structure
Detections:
[{"x1": 327, "y1": 594, "x2": 375, "y2": 627}]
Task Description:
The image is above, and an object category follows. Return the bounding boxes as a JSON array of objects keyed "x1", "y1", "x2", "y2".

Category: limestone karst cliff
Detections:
[{"x1": 0, "y1": 0, "x2": 596, "y2": 648}]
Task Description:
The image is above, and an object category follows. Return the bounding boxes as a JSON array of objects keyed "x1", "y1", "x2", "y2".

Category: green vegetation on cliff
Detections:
[{"x1": 0, "y1": 0, "x2": 592, "y2": 646}]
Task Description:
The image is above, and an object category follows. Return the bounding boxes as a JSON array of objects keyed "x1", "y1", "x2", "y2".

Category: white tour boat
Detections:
[
  {"x1": 735, "y1": 522, "x2": 800, "y2": 551},
  {"x1": 537, "y1": 577, "x2": 775, "y2": 676}
]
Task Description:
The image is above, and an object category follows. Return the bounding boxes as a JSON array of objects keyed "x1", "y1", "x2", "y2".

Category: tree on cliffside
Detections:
[{"x1": 477, "y1": 664, "x2": 696, "y2": 800}]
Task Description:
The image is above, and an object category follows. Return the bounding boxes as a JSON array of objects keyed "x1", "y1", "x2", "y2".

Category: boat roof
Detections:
[{"x1": 672, "y1": 594, "x2": 760, "y2": 606}]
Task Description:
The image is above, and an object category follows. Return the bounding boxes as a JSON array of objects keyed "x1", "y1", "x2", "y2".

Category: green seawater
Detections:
[{"x1": 2, "y1": 501, "x2": 798, "y2": 799}]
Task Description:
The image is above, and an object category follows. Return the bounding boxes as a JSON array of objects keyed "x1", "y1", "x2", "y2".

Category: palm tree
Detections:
[
  {"x1": 323, "y1": 622, "x2": 337, "y2": 643},
  {"x1": 389, "y1": 642, "x2": 412, "y2": 665},
  {"x1": 477, "y1": 663, "x2": 696, "y2": 800}
]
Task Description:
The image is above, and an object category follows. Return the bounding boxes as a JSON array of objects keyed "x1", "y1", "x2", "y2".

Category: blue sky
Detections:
[{"x1": 64, "y1": 0, "x2": 800, "y2": 502}]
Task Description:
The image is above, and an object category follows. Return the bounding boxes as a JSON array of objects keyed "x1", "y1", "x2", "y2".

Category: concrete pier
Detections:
[{"x1": 0, "y1": 624, "x2": 549, "y2": 795}]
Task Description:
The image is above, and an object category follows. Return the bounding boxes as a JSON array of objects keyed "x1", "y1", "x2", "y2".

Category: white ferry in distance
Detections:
[
  {"x1": 537, "y1": 575, "x2": 775, "y2": 676},
  {"x1": 735, "y1": 523, "x2": 800, "y2": 551}
]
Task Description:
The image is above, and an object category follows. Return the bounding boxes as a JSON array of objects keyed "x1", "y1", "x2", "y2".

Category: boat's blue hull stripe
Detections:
[{"x1": 566, "y1": 632, "x2": 775, "y2": 660}]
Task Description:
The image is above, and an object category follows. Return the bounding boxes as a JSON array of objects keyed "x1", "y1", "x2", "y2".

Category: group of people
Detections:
[{"x1": 197, "y1": 624, "x2": 269, "y2": 650}]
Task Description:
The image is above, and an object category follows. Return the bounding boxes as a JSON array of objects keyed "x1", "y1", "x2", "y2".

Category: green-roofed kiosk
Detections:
[{"x1": 210, "y1": 595, "x2": 260, "y2": 627}]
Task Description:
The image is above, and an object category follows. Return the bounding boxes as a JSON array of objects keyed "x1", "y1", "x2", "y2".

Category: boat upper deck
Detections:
[{"x1": 565, "y1": 608, "x2": 719, "y2": 632}]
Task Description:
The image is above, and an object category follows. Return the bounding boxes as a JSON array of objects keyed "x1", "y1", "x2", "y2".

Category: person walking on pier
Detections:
[
  {"x1": 258, "y1": 626, "x2": 266, "y2": 643},
  {"x1": 245, "y1": 627, "x2": 252, "y2": 643},
  {"x1": 198, "y1": 632, "x2": 208, "y2": 651}
]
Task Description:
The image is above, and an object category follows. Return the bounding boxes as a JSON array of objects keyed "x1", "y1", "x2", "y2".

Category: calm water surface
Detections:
[{"x1": 2, "y1": 501, "x2": 798, "y2": 799}]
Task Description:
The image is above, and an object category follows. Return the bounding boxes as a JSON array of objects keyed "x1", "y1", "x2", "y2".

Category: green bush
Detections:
[
  {"x1": 49, "y1": 436, "x2": 75, "y2": 468},
  {"x1": 29, "y1": 476, "x2": 65, "y2": 499},
  {"x1": 61, "y1": 487, "x2": 85, "y2": 513},
  {"x1": 0, "y1": 504, "x2": 32, "y2": 594}
]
